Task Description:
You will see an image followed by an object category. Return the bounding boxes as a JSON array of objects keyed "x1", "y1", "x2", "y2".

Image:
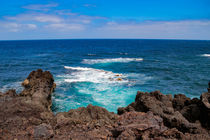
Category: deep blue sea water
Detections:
[{"x1": 0, "y1": 39, "x2": 210, "y2": 113}]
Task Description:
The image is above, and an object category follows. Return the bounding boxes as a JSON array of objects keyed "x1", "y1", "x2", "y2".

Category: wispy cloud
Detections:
[
  {"x1": 45, "y1": 23, "x2": 85, "y2": 31},
  {"x1": 34, "y1": 15, "x2": 62, "y2": 23},
  {"x1": 0, "y1": 22, "x2": 37, "y2": 32},
  {"x1": 83, "y1": 4, "x2": 96, "y2": 8},
  {"x1": 55, "y1": 10, "x2": 77, "y2": 16},
  {"x1": 99, "y1": 20, "x2": 210, "y2": 31},
  {"x1": 96, "y1": 20, "x2": 210, "y2": 39},
  {"x1": 6, "y1": 14, "x2": 63, "y2": 23},
  {"x1": 22, "y1": 3, "x2": 58, "y2": 11},
  {"x1": 26, "y1": 24, "x2": 37, "y2": 29}
]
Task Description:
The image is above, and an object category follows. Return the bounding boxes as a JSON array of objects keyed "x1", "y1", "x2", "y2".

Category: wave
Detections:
[
  {"x1": 35, "y1": 53, "x2": 50, "y2": 57},
  {"x1": 201, "y1": 54, "x2": 210, "y2": 57},
  {"x1": 64, "y1": 66, "x2": 94, "y2": 71},
  {"x1": 87, "y1": 54, "x2": 96, "y2": 56},
  {"x1": 55, "y1": 66, "x2": 153, "y2": 112},
  {"x1": 82, "y1": 57, "x2": 143, "y2": 64},
  {"x1": 119, "y1": 52, "x2": 128, "y2": 55},
  {"x1": 60, "y1": 66, "x2": 128, "y2": 84}
]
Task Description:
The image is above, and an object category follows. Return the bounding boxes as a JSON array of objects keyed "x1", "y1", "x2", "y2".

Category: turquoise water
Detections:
[{"x1": 0, "y1": 39, "x2": 210, "y2": 113}]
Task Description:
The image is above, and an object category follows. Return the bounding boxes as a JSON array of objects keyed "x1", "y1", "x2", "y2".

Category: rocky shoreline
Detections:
[{"x1": 0, "y1": 69, "x2": 209, "y2": 140}]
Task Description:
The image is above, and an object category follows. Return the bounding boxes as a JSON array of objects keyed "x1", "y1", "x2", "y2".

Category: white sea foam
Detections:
[
  {"x1": 201, "y1": 54, "x2": 210, "y2": 57},
  {"x1": 63, "y1": 66, "x2": 128, "y2": 83},
  {"x1": 54, "y1": 66, "x2": 153, "y2": 112},
  {"x1": 64, "y1": 66, "x2": 94, "y2": 71},
  {"x1": 82, "y1": 58, "x2": 143, "y2": 64}
]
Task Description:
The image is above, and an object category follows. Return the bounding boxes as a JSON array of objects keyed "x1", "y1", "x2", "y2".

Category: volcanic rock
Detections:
[
  {"x1": 0, "y1": 69, "x2": 55, "y2": 139},
  {"x1": 118, "y1": 90, "x2": 210, "y2": 137},
  {"x1": 0, "y1": 69, "x2": 209, "y2": 139}
]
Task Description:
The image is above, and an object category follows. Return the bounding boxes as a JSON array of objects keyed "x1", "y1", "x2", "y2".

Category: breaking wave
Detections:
[
  {"x1": 61, "y1": 66, "x2": 129, "y2": 83},
  {"x1": 201, "y1": 54, "x2": 210, "y2": 57},
  {"x1": 82, "y1": 58, "x2": 143, "y2": 64}
]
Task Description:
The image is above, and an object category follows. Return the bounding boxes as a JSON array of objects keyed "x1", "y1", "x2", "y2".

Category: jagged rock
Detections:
[
  {"x1": 118, "y1": 90, "x2": 210, "y2": 135},
  {"x1": 0, "y1": 69, "x2": 55, "y2": 139},
  {"x1": 173, "y1": 94, "x2": 201, "y2": 123},
  {"x1": 201, "y1": 92, "x2": 210, "y2": 109},
  {"x1": 56, "y1": 104, "x2": 118, "y2": 127},
  {"x1": 112, "y1": 111, "x2": 167, "y2": 139},
  {"x1": 54, "y1": 104, "x2": 118, "y2": 139},
  {"x1": 0, "y1": 69, "x2": 209, "y2": 139},
  {"x1": 20, "y1": 69, "x2": 56, "y2": 111},
  {"x1": 33, "y1": 123, "x2": 54, "y2": 139},
  {"x1": 173, "y1": 94, "x2": 191, "y2": 110},
  {"x1": 200, "y1": 92, "x2": 210, "y2": 128}
]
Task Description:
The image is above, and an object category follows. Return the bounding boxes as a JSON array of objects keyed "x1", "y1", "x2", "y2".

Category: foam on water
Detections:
[
  {"x1": 201, "y1": 54, "x2": 210, "y2": 57},
  {"x1": 82, "y1": 57, "x2": 143, "y2": 64},
  {"x1": 1, "y1": 40, "x2": 210, "y2": 113},
  {"x1": 53, "y1": 65, "x2": 153, "y2": 112},
  {"x1": 63, "y1": 66, "x2": 128, "y2": 83}
]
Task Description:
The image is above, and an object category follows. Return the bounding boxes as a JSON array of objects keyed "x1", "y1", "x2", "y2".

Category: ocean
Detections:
[{"x1": 0, "y1": 39, "x2": 210, "y2": 113}]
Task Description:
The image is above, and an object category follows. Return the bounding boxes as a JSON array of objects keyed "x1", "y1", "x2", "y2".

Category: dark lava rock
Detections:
[
  {"x1": 118, "y1": 90, "x2": 210, "y2": 138},
  {"x1": 54, "y1": 104, "x2": 118, "y2": 140},
  {"x1": 0, "y1": 69, "x2": 209, "y2": 139},
  {"x1": 200, "y1": 92, "x2": 210, "y2": 129},
  {"x1": 112, "y1": 111, "x2": 167, "y2": 139},
  {"x1": 33, "y1": 123, "x2": 54, "y2": 139},
  {"x1": 0, "y1": 69, "x2": 55, "y2": 140}
]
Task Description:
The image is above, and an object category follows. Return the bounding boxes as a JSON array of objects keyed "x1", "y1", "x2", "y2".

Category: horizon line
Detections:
[{"x1": 0, "y1": 38, "x2": 210, "y2": 42}]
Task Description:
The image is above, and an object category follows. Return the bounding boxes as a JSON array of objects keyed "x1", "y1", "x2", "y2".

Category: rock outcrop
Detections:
[
  {"x1": 118, "y1": 90, "x2": 210, "y2": 139},
  {"x1": 0, "y1": 69, "x2": 209, "y2": 139},
  {"x1": 0, "y1": 69, "x2": 55, "y2": 139}
]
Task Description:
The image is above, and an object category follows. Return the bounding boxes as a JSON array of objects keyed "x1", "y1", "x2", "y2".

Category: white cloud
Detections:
[
  {"x1": 26, "y1": 24, "x2": 37, "y2": 29},
  {"x1": 65, "y1": 15, "x2": 106, "y2": 24},
  {"x1": 100, "y1": 20, "x2": 210, "y2": 32},
  {"x1": 0, "y1": 22, "x2": 37, "y2": 32},
  {"x1": 22, "y1": 3, "x2": 58, "y2": 11},
  {"x1": 5, "y1": 23, "x2": 20, "y2": 32},
  {"x1": 5, "y1": 13, "x2": 105, "y2": 24},
  {"x1": 6, "y1": 14, "x2": 63, "y2": 23},
  {"x1": 95, "y1": 20, "x2": 210, "y2": 39},
  {"x1": 45, "y1": 23, "x2": 85, "y2": 31},
  {"x1": 34, "y1": 15, "x2": 62, "y2": 23}
]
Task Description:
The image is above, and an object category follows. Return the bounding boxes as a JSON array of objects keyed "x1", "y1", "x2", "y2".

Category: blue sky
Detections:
[{"x1": 0, "y1": 0, "x2": 210, "y2": 40}]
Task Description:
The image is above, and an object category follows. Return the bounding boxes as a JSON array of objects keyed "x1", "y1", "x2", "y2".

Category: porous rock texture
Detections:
[{"x1": 0, "y1": 69, "x2": 209, "y2": 140}]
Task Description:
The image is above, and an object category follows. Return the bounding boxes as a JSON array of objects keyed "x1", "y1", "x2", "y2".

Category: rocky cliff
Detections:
[{"x1": 0, "y1": 69, "x2": 209, "y2": 140}]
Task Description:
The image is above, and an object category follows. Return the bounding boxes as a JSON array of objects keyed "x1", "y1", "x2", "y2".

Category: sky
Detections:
[{"x1": 0, "y1": 0, "x2": 210, "y2": 40}]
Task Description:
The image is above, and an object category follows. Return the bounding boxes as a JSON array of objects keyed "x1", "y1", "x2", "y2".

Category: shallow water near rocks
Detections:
[{"x1": 0, "y1": 39, "x2": 210, "y2": 113}]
